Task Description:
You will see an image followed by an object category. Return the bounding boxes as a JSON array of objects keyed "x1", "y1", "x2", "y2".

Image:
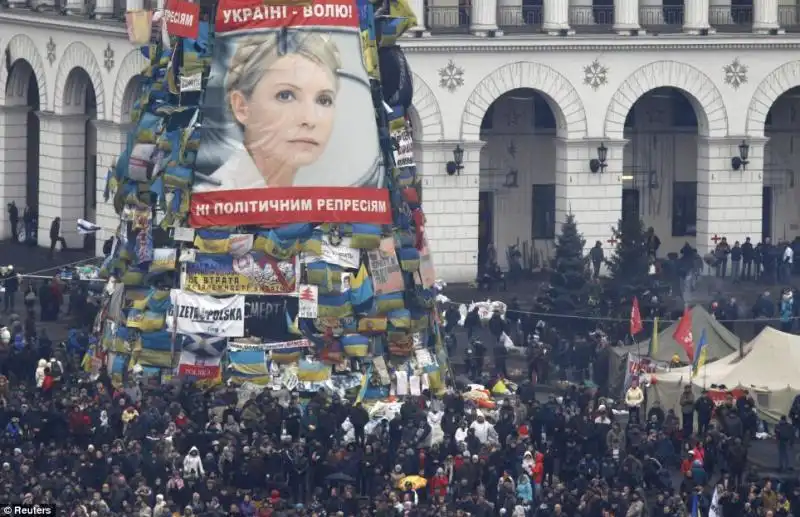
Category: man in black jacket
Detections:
[
  {"x1": 48, "y1": 217, "x2": 67, "y2": 259},
  {"x1": 741, "y1": 237, "x2": 754, "y2": 280}
]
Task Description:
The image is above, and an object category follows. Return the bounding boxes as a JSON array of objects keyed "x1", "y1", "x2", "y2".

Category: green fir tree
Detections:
[
  {"x1": 539, "y1": 213, "x2": 596, "y2": 333},
  {"x1": 605, "y1": 216, "x2": 652, "y2": 312}
]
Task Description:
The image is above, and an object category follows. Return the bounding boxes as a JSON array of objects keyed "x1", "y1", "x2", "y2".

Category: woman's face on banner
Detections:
[{"x1": 240, "y1": 53, "x2": 337, "y2": 170}]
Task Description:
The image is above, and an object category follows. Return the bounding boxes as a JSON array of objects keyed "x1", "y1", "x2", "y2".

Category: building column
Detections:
[
  {"x1": 0, "y1": 105, "x2": 30, "y2": 240},
  {"x1": 93, "y1": 121, "x2": 128, "y2": 256},
  {"x1": 555, "y1": 138, "x2": 624, "y2": 276},
  {"x1": 405, "y1": 0, "x2": 430, "y2": 36},
  {"x1": 569, "y1": 0, "x2": 595, "y2": 25},
  {"x1": 753, "y1": 0, "x2": 782, "y2": 33},
  {"x1": 543, "y1": 0, "x2": 573, "y2": 33},
  {"x1": 94, "y1": 0, "x2": 114, "y2": 18},
  {"x1": 696, "y1": 137, "x2": 766, "y2": 261},
  {"x1": 37, "y1": 112, "x2": 88, "y2": 250},
  {"x1": 471, "y1": 0, "x2": 501, "y2": 35},
  {"x1": 683, "y1": 0, "x2": 713, "y2": 33},
  {"x1": 640, "y1": 0, "x2": 664, "y2": 25},
  {"x1": 614, "y1": 0, "x2": 644, "y2": 33},
  {"x1": 419, "y1": 140, "x2": 484, "y2": 283},
  {"x1": 709, "y1": 0, "x2": 732, "y2": 25}
]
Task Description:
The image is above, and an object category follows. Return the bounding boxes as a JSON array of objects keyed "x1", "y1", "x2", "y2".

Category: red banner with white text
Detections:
[
  {"x1": 216, "y1": 0, "x2": 358, "y2": 32},
  {"x1": 189, "y1": 186, "x2": 392, "y2": 227},
  {"x1": 165, "y1": 0, "x2": 200, "y2": 39}
]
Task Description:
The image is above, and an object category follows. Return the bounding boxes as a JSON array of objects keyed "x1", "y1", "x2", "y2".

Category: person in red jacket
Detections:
[
  {"x1": 68, "y1": 405, "x2": 91, "y2": 445},
  {"x1": 429, "y1": 467, "x2": 448, "y2": 498},
  {"x1": 532, "y1": 451, "x2": 545, "y2": 496},
  {"x1": 41, "y1": 367, "x2": 54, "y2": 396}
]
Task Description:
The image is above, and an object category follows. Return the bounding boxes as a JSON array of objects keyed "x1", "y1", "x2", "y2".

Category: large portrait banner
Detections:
[{"x1": 190, "y1": 0, "x2": 390, "y2": 228}]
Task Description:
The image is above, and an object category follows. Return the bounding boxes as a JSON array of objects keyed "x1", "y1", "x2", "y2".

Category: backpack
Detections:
[{"x1": 50, "y1": 361, "x2": 63, "y2": 378}]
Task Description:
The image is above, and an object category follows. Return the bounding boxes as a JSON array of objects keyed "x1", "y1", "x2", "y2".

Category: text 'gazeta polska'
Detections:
[{"x1": 193, "y1": 198, "x2": 388, "y2": 216}]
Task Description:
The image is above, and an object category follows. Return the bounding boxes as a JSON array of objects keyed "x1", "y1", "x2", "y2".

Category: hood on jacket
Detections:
[{"x1": 37, "y1": 359, "x2": 47, "y2": 368}]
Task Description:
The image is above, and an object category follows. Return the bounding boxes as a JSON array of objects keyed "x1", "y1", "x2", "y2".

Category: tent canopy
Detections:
[
  {"x1": 649, "y1": 326, "x2": 800, "y2": 423},
  {"x1": 718, "y1": 326, "x2": 800, "y2": 390},
  {"x1": 615, "y1": 306, "x2": 740, "y2": 364}
]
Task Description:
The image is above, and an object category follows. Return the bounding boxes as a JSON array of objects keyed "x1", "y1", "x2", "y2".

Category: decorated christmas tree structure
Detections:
[{"x1": 92, "y1": 0, "x2": 450, "y2": 397}]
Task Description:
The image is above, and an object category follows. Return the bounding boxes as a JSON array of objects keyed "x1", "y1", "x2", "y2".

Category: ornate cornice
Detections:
[
  {"x1": 400, "y1": 36, "x2": 800, "y2": 53},
  {"x1": 0, "y1": 12, "x2": 127, "y2": 38}
]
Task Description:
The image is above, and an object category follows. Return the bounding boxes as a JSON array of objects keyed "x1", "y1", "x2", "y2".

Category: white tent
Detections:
[
  {"x1": 649, "y1": 327, "x2": 800, "y2": 422},
  {"x1": 648, "y1": 350, "x2": 746, "y2": 415}
]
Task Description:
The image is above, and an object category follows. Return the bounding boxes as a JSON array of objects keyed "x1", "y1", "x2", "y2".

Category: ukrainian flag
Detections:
[
  {"x1": 194, "y1": 229, "x2": 232, "y2": 253},
  {"x1": 127, "y1": 309, "x2": 166, "y2": 333},
  {"x1": 111, "y1": 326, "x2": 134, "y2": 354},
  {"x1": 108, "y1": 353, "x2": 128, "y2": 388},
  {"x1": 349, "y1": 263, "x2": 375, "y2": 309},
  {"x1": 146, "y1": 288, "x2": 171, "y2": 313},
  {"x1": 297, "y1": 359, "x2": 331, "y2": 382},
  {"x1": 692, "y1": 329, "x2": 708, "y2": 378},
  {"x1": 227, "y1": 349, "x2": 269, "y2": 384},
  {"x1": 341, "y1": 334, "x2": 370, "y2": 357},
  {"x1": 136, "y1": 330, "x2": 174, "y2": 368},
  {"x1": 350, "y1": 224, "x2": 382, "y2": 250}
]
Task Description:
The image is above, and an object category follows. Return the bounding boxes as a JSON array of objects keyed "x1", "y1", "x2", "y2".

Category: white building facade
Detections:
[{"x1": 1, "y1": 1, "x2": 800, "y2": 282}]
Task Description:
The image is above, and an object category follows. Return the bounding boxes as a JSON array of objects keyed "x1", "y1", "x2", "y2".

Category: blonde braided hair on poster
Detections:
[{"x1": 224, "y1": 31, "x2": 342, "y2": 122}]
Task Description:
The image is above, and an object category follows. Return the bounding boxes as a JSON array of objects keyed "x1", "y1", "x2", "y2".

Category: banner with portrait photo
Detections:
[
  {"x1": 190, "y1": 0, "x2": 390, "y2": 228},
  {"x1": 184, "y1": 252, "x2": 298, "y2": 295}
]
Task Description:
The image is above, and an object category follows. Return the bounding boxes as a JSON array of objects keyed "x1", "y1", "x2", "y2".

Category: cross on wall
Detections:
[
  {"x1": 607, "y1": 237, "x2": 618, "y2": 246},
  {"x1": 711, "y1": 234, "x2": 722, "y2": 244}
]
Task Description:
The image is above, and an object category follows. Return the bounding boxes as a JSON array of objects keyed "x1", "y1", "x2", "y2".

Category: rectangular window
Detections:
[
  {"x1": 532, "y1": 184, "x2": 556, "y2": 239},
  {"x1": 672, "y1": 181, "x2": 697, "y2": 237}
]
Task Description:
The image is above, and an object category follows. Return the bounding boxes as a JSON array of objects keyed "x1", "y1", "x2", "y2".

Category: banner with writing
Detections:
[
  {"x1": 167, "y1": 290, "x2": 246, "y2": 337},
  {"x1": 367, "y1": 237, "x2": 404, "y2": 294},
  {"x1": 178, "y1": 350, "x2": 222, "y2": 380},
  {"x1": 184, "y1": 252, "x2": 298, "y2": 296},
  {"x1": 244, "y1": 296, "x2": 299, "y2": 339},
  {"x1": 190, "y1": 0, "x2": 387, "y2": 227},
  {"x1": 302, "y1": 235, "x2": 361, "y2": 269}
]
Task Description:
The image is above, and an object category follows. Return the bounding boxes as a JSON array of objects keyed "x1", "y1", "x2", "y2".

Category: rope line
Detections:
[{"x1": 440, "y1": 300, "x2": 789, "y2": 326}]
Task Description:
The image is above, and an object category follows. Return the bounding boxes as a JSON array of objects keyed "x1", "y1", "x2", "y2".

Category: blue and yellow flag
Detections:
[{"x1": 692, "y1": 329, "x2": 708, "y2": 378}]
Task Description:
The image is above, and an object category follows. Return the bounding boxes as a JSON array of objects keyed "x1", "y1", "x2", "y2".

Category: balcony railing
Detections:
[
  {"x1": 498, "y1": 5, "x2": 542, "y2": 31},
  {"x1": 426, "y1": 6, "x2": 470, "y2": 34},
  {"x1": 0, "y1": 1, "x2": 791, "y2": 35},
  {"x1": 709, "y1": 5, "x2": 753, "y2": 31},
  {"x1": 569, "y1": 5, "x2": 614, "y2": 27},
  {"x1": 779, "y1": 5, "x2": 800, "y2": 32}
]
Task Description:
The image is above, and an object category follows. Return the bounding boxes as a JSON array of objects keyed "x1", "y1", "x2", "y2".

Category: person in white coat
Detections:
[
  {"x1": 469, "y1": 411, "x2": 495, "y2": 444},
  {"x1": 183, "y1": 446, "x2": 205, "y2": 479},
  {"x1": 34, "y1": 359, "x2": 47, "y2": 388},
  {"x1": 426, "y1": 407, "x2": 444, "y2": 447},
  {"x1": 625, "y1": 379, "x2": 645, "y2": 424}
]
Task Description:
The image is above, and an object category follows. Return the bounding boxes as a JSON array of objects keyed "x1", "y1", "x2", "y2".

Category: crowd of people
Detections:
[
  {"x1": 0, "y1": 238, "x2": 796, "y2": 516},
  {"x1": 0, "y1": 301, "x2": 794, "y2": 516}
]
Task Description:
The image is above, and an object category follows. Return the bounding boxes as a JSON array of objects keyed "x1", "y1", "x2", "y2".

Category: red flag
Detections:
[
  {"x1": 672, "y1": 307, "x2": 694, "y2": 361},
  {"x1": 630, "y1": 297, "x2": 643, "y2": 336}
]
